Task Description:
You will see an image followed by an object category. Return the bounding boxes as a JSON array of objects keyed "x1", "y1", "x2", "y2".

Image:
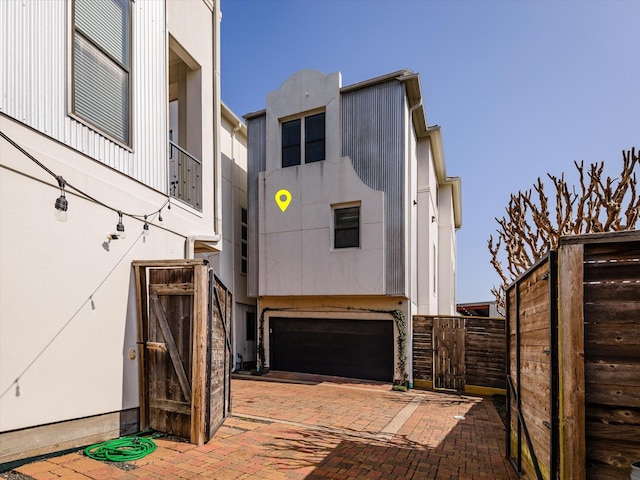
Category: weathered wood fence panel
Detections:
[
  {"x1": 466, "y1": 317, "x2": 507, "y2": 389},
  {"x1": 208, "y1": 274, "x2": 232, "y2": 439},
  {"x1": 433, "y1": 317, "x2": 466, "y2": 390},
  {"x1": 413, "y1": 315, "x2": 506, "y2": 394},
  {"x1": 580, "y1": 239, "x2": 640, "y2": 479},
  {"x1": 412, "y1": 316, "x2": 433, "y2": 383},
  {"x1": 133, "y1": 260, "x2": 232, "y2": 446},
  {"x1": 506, "y1": 231, "x2": 640, "y2": 480},
  {"x1": 507, "y1": 253, "x2": 556, "y2": 480}
]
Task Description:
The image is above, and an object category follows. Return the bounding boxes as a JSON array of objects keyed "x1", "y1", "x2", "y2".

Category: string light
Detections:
[
  {"x1": 1, "y1": 130, "x2": 172, "y2": 240},
  {"x1": 116, "y1": 211, "x2": 126, "y2": 239},
  {"x1": 54, "y1": 176, "x2": 68, "y2": 222},
  {"x1": 0, "y1": 130, "x2": 183, "y2": 401}
]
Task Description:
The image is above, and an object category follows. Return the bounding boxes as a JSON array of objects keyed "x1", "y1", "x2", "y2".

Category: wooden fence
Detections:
[
  {"x1": 133, "y1": 260, "x2": 232, "y2": 446},
  {"x1": 413, "y1": 315, "x2": 506, "y2": 395},
  {"x1": 506, "y1": 230, "x2": 640, "y2": 480}
]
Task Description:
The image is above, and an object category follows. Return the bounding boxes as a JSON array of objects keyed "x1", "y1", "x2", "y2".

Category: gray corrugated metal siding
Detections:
[
  {"x1": 342, "y1": 80, "x2": 406, "y2": 295},
  {"x1": 246, "y1": 114, "x2": 266, "y2": 297}
]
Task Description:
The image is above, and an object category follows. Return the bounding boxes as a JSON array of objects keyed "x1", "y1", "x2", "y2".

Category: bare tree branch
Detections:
[{"x1": 489, "y1": 148, "x2": 639, "y2": 308}]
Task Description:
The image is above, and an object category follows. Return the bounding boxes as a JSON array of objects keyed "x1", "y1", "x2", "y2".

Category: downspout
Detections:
[
  {"x1": 230, "y1": 122, "x2": 241, "y2": 371},
  {"x1": 212, "y1": 0, "x2": 222, "y2": 238}
]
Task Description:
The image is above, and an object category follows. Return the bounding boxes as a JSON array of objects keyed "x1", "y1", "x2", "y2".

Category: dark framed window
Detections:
[
  {"x1": 305, "y1": 112, "x2": 325, "y2": 163},
  {"x1": 334, "y1": 206, "x2": 360, "y2": 249},
  {"x1": 72, "y1": 0, "x2": 131, "y2": 146},
  {"x1": 282, "y1": 119, "x2": 301, "y2": 167},
  {"x1": 241, "y1": 207, "x2": 248, "y2": 275},
  {"x1": 246, "y1": 311, "x2": 256, "y2": 341},
  {"x1": 281, "y1": 112, "x2": 325, "y2": 167}
]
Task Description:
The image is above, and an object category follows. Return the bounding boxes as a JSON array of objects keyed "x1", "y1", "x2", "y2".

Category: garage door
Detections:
[{"x1": 270, "y1": 317, "x2": 394, "y2": 382}]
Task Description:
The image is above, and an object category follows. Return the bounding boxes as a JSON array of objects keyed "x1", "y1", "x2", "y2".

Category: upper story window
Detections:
[
  {"x1": 282, "y1": 118, "x2": 301, "y2": 167},
  {"x1": 281, "y1": 112, "x2": 325, "y2": 167},
  {"x1": 72, "y1": 0, "x2": 131, "y2": 146},
  {"x1": 241, "y1": 207, "x2": 248, "y2": 275},
  {"x1": 334, "y1": 205, "x2": 360, "y2": 249}
]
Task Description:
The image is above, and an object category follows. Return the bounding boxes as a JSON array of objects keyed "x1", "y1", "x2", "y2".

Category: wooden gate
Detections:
[
  {"x1": 433, "y1": 317, "x2": 465, "y2": 391},
  {"x1": 506, "y1": 252, "x2": 557, "y2": 480},
  {"x1": 133, "y1": 260, "x2": 231, "y2": 446}
]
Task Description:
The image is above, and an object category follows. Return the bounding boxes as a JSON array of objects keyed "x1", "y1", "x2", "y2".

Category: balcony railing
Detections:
[{"x1": 169, "y1": 140, "x2": 202, "y2": 211}]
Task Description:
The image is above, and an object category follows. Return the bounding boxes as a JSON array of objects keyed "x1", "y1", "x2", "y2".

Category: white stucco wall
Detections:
[
  {"x1": 416, "y1": 138, "x2": 440, "y2": 315},
  {"x1": 0, "y1": 0, "x2": 221, "y2": 433},
  {"x1": 201, "y1": 107, "x2": 256, "y2": 368},
  {"x1": 438, "y1": 183, "x2": 457, "y2": 315},
  {"x1": 258, "y1": 70, "x2": 387, "y2": 297},
  {"x1": 0, "y1": 120, "x2": 197, "y2": 432}
]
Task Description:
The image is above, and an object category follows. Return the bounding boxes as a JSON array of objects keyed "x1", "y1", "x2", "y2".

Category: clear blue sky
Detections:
[{"x1": 220, "y1": 0, "x2": 640, "y2": 303}]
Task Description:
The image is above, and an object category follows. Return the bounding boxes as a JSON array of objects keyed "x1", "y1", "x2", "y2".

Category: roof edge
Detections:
[{"x1": 426, "y1": 125, "x2": 462, "y2": 229}]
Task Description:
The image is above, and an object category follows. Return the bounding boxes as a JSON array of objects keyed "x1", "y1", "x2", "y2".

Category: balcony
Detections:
[{"x1": 169, "y1": 140, "x2": 202, "y2": 211}]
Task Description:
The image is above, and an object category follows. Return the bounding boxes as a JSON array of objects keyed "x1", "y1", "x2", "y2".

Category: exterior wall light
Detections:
[
  {"x1": 54, "y1": 176, "x2": 68, "y2": 222},
  {"x1": 109, "y1": 211, "x2": 126, "y2": 241}
]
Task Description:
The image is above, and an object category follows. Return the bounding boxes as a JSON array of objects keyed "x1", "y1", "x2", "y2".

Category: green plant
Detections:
[{"x1": 391, "y1": 309, "x2": 408, "y2": 387}]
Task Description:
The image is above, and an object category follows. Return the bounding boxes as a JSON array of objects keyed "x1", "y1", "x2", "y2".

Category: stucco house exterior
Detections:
[
  {"x1": 244, "y1": 69, "x2": 462, "y2": 385},
  {"x1": 201, "y1": 104, "x2": 257, "y2": 371},
  {"x1": 0, "y1": 0, "x2": 252, "y2": 463}
]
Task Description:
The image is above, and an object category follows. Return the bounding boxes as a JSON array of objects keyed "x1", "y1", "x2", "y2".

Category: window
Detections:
[
  {"x1": 241, "y1": 207, "x2": 248, "y2": 275},
  {"x1": 281, "y1": 112, "x2": 325, "y2": 167},
  {"x1": 282, "y1": 119, "x2": 301, "y2": 167},
  {"x1": 334, "y1": 206, "x2": 360, "y2": 249},
  {"x1": 246, "y1": 311, "x2": 256, "y2": 342},
  {"x1": 305, "y1": 113, "x2": 325, "y2": 163},
  {"x1": 72, "y1": 0, "x2": 131, "y2": 146},
  {"x1": 433, "y1": 244, "x2": 437, "y2": 294}
]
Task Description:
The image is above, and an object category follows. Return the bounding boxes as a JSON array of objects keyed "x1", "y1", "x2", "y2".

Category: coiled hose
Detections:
[{"x1": 84, "y1": 433, "x2": 157, "y2": 462}]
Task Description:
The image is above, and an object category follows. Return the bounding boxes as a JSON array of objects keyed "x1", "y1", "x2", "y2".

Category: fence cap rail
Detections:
[
  {"x1": 132, "y1": 259, "x2": 209, "y2": 267},
  {"x1": 559, "y1": 230, "x2": 640, "y2": 246}
]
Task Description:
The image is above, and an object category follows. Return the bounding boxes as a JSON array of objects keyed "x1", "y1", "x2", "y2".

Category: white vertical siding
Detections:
[
  {"x1": 0, "y1": 0, "x2": 167, "y2": 192},
  {"x1": 132, "y1": 0, "x2": 167, "y2": 190}
]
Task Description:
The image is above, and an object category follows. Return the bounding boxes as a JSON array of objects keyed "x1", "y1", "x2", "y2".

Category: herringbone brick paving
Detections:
[{"x1": 7, "y1": 374, "x2": 516, "y2": 479}]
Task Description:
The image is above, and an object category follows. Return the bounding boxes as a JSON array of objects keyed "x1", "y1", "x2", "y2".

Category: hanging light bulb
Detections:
[
  {"x1": 143, "y1": 215, "x2": 150, "y2": 236},
  {"x1": 54, "y1": 176, "x2": 68, "y2": 222},
  {"x1": 116, "y1": 211, "x2": 126, "y2": 239},
  {"x1": 158, "y1": 209, "x2": 163, "y2": 224}
]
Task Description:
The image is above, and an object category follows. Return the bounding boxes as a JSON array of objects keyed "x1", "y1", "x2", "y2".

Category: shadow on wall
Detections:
[{"x1": 120, "y1": 267, "x2": 143, "y2": 436}]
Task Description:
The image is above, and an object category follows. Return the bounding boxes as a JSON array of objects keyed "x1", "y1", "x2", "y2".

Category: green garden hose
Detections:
[{"x1": 84, "y1": 433, "x2": 157, "y2": 462}]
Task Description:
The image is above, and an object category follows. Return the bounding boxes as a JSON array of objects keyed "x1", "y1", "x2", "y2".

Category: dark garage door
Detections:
[{"x1": 270, "y1": 317, "x2": 394, "y2": 382}]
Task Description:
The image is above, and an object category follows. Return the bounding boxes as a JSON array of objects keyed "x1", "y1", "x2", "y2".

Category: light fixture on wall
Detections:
[
  {"x1": 143, "y1": 215, "x2": 150, "y2": 236},
  {"x1": 116, "y1": 211, "x2": 126, "y2": 239},
  {"x1": 109, "y1": 211, "x2": 126, "y2": 241},
  {"x1": 54, "y1": 176, "x2": 68, "y2": 222}
]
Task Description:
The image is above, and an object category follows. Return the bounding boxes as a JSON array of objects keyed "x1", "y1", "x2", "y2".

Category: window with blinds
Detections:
[
  {"x1": 72, "y1": 0, "x2": 131, "y2": 146},
  {"x1": 334, "y1": 205, "x2": 360, "y2": 249}
]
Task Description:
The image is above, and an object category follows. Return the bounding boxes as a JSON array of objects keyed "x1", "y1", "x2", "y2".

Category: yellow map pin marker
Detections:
[{"x1": 275, "y1": 189, "x2": 292, "y2": 212}]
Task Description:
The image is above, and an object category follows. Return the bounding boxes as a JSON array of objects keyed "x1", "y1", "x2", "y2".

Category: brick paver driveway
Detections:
[{"x1": 11, "y1": 375, "x2": 516, "y2": 479}]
